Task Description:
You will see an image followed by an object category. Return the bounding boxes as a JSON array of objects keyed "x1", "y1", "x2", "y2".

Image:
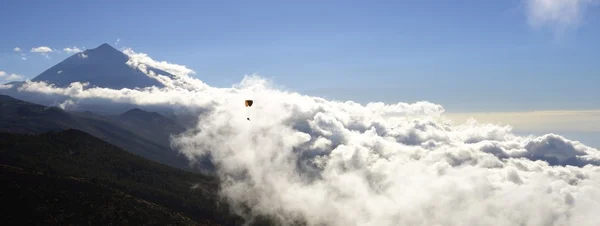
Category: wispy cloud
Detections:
[
  {"x1": 0, "y1": 70, "x2": 25, "y2": 81},
  {"x1": 524, "y1": 0, "x2": 598, "y2": 32},
  {"x1": 12, "y1": 47, "x2": 27, "y2": 60},
  {"x1": 122, "y1": 48, "x2": 203, "y2": 90},
  {"x1": 115, "y1": 38, "x2": 120, "y2": 45},
  {"x1": 5, "y1": 74, "x2": 25, "y2": 81},
  {"x1": 58, "y1": 99, "x2": 77, "y2": 110},
  {"x1": 63, "y1": 46, "x2": 82, "y2": 54},
  {"x1": 123, "y1": 48, "x2": 195, "y2": 77},
  {"x1": 5, "y1": 48, "x2": 600, "y2": 226}
]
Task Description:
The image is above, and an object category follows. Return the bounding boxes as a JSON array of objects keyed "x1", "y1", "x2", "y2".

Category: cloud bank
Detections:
[
  {"x1": 446, "y1": 110, "x2": 600, "y2": 133},
  {"x1": 6, "y1": 47, "x2": 600, "y2": 226},
  {"x1": 524, "y1": 0, "x2": 598, "y2": 31}
]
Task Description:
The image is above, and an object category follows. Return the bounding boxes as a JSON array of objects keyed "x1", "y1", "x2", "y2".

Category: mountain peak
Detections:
[
  {"x1": 98, "y1": 43, "x2": 113, "y2": 48},
  {"x1": 122, "y1": 108, "x2": 146, "y2": 115},
  {"x1": 92, "y1": 43, "x2": 119, "y2": 53},
  {"x1": 82, "y1": 43, "x2": 124, "y2": 60},
  {"x1": 28, "y1": 42, "x2": 167, "y2": 89},
  {"x1": 120, "y1": 108, "x2": 165, "y2": 119}
]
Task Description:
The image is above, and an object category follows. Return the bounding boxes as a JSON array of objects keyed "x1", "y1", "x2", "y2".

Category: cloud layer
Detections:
[
  {"x1": 446, "y1": 110, "x2": 600, "y2": 133},
  {"x1": 168, "y1": 81, "x2": 600, "y2": 226},
  {"x1": 5, "y1": 47, "x2": 600, "y2": 226}
]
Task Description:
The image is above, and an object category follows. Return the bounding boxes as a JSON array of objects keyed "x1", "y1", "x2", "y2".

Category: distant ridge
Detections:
[{"x1": 0, "y1": 94, "x2": 208, "y2": 173}]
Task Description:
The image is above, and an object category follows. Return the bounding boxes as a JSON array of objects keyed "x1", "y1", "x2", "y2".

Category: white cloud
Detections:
[
  {"x1": 122, "y1": 48, "x2": 205, "y2": 91},
  {"x1": 524, "y1": 0, "x2": 598, "y2": 31},
  {"x1": 13, "y1": 47, "x2": 21, "y2": 52},
  {"x1": 63, "y1": 46, "x2": 82, "y2": 54},
  {"x1": 6, "y1": 48, "x2": 600, "y2": 226},
  {"x1": 122, "y1": 48, "x2": 196, "y2": 77},
  {"x1": 115, "y1": 38, "x2": 120, "y2": 45},
  {"x1": 30, "y1": 46, "x2": 53, "y2": 59},
  {"x1": 0, "y1": 70, "x2": 25, "y2": 81},
  {"x1": 58, "y1": 99, "x2": 77, "y2": 110},
  {"x1": 79, "y1": 53, "x2": 88, "y2": 58},
  {"x1": 30, "y1": 46, "x2": 53, "y2": 53},
  {"x1": 5, "y1": 73, "x2": 24, "y2": 81}
]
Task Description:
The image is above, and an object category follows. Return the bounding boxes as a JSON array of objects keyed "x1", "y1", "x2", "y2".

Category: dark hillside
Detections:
[
  {"x1": 0, "y1": 164, "x2": 204, "y2": 226},
  {"x1": 0, "y1": 129, "x2": 268, "y2": 225}
]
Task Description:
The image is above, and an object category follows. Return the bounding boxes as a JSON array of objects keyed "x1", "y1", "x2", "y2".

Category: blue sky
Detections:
[{"x1": 1, "y1": 0, "x2": 599, "y2": 113}]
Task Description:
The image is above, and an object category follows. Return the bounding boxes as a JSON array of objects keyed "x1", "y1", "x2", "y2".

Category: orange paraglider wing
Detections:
[{"x1": 245, "y1": 100, "x2": 253, "y2": 120}]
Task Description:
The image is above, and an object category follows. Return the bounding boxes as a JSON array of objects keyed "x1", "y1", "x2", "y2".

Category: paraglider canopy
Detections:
[{"x1": 245, "y1": 100, "x2": 253, "y2": 120}]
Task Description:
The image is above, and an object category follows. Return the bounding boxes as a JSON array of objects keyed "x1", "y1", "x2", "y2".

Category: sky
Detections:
[{"x1": 0, "y1": 0, "x2": 599, "y2": 145}]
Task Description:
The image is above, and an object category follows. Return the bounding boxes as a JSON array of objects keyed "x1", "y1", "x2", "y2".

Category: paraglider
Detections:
[{"x1": 245, "y1": 100, "x2": 253, "y2": 120}]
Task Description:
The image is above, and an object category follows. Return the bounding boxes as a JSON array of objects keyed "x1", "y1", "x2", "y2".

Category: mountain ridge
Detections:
[{"x1": 0, "y1": 94, "x2": 210, "y2": 173}]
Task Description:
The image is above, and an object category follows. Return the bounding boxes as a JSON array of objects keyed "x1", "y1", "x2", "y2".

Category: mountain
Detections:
[
  {"x1": 111, "y1": 108, "x2": 186, "y2": 148},
  {"x1": 109, "y1": 108, "x2": 219, "y2": 171},
  {"x1": 0, "y1": 94, "x2": 210, "y2": 173},
  {"x1": 31, "y1": 43, "x2": 167, "y2": 89},
  {"x1": 0, "y1": 43, "x2": 180, "y2": 114},
  {"x1": 0, "y1": 129, "x2": 276, "y2": 226},
  {"x1": 0, "y1": 94, "x2": 82, "y2": 133}
]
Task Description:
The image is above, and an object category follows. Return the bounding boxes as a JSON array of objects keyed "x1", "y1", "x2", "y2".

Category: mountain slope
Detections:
[
  {"x1": 0, "y1": 129, "x2": 268, "y2": 226},
  {"x1": 31, "y1": 43, "x2": 167, "y2": 89},
  {"x1": 110, "y1": 108, "x2": 186, "y2": 148},
  {"x1": 0, "y1": 94, "x2": 205, "y2": 173},
  {"x1": 0, "y1": 94, "x2": 83, "y2": 133},
  {"x1": 0, "y1": 164, "x2": 202, "y2": 226}
]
